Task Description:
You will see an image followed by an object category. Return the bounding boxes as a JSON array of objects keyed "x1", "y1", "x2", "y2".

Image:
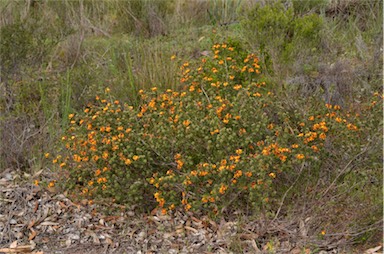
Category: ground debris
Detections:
[{"x1": 0, "y1": 170, "x2": 373, "y2": 253}]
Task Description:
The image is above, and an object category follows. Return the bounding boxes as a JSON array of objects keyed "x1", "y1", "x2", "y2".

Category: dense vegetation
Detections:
[{"x1": 1, "y1": 0, "x2": 382, "y2": 251}]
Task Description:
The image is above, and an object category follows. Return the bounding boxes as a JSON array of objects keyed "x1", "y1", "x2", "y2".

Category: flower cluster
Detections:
[{"x1": 51, "y1": 42, "x2": 367, "y2": 216}]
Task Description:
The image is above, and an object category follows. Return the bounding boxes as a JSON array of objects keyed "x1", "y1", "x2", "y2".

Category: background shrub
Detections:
[{"x1": 54, "y1": 42, "x2": 377, "y2": 220}]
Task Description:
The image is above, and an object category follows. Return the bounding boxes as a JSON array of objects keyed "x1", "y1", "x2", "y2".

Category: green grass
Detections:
[{"x1": 0, "y1": 0, "x2": 382, "y2": 251}]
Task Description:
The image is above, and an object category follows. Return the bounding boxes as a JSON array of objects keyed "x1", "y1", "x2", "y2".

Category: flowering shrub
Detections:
[{"x1": 53, "y1": 42, "x2": 377, "y2": 216}]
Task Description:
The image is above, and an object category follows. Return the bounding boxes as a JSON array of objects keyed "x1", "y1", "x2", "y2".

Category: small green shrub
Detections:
[
  {"x1": 241, "y1": 2, "x2": 325, "y2": 72},
  {"x1": 292, "y1": 0, "x2": 328, "y2": 15},
  {"x1": 52, "y1": 41, "x2": 373, "y2": 217}
]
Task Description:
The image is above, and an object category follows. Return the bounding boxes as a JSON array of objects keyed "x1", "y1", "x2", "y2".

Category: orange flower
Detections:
[
  {"x1": 296, "y1": 154, "x2": 305, "y2": 160},
  {"x1": 234, "y1": 170, "x2": 243, "y2": 178},
  {"x1": 125, "y1": 159, "x2": 132, "y2": 165},
  {"x1": 183, "y1": 120, "x2": 191, "y2": 127},
  {"x1": 219, "y1": 184, "x2": 228, "y2": 194}
]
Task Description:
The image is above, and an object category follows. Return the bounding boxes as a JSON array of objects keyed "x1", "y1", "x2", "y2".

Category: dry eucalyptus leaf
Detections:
[
  {"x1": 10, "y1": 240, "x2": 18, "y2": 248},
  {"x1": 364, "y1": 246, "x2": 382, "y2": 254}
]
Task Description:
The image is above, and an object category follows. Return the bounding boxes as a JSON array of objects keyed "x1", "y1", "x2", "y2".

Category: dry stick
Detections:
[
  {"x1": 320, "y1": 145, "x2": 369, "y2": 199},
  {"x1": 271, "y1": 162, "x2": 305, "y2": 223},
  {"x1": 325, "y1": 219, "x2": 383, "y2": 237}
]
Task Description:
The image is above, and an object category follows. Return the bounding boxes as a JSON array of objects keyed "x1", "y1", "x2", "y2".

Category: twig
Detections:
[
  {"x1": 320, "y1": 145, "x2": 369, "y2": 198},
  {"x1": 271, "y1": 162, "x2": 305, "y2": 223}
]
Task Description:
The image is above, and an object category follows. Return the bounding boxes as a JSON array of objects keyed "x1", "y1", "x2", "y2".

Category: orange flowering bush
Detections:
[{"x1": 53, "y1": 42, "x2": 378, "y2": 216}]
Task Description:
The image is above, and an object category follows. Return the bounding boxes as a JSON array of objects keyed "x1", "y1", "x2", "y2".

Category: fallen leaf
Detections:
[
  {"x1": 34, "y1": 201, "x2": 39, "y2": 213},
  {"x1": 251, "y1": 239, "x2": 261, "y2": 253},
  {"x1": 10, "y1": 240, "x2": 18, "y2": 248},
  {"x1": 185, "y1": 226, "x2": 198, "y2": 233},
  {"x1": 364, "y1": 245, "x2": 382, "y2": 254},
  {"x1": 28, "y1": 220, "x2": 36, "y2": 229},
  {"x1": 0, "y1": 245, "x2": 33, "y2": 253},
  {"x1": 29, "y1": 228, "x2": 37, "y2": 240},
  {"x1": 105, "y1": 237, "x2": 113, "y2": 246}
]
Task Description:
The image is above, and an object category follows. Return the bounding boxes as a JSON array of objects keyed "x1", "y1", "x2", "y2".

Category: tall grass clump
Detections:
[{"x1": 49, "y1": 41, "x2": 380, "y2": 220}]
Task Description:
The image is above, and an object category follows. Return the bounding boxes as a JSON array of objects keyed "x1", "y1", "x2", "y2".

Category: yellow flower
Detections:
[
  {"x1": 177, "y1": 160, "x2": 184, "y2": 170},
  {"x1": 133, "y1": 155, "x2": 139, "y2": 161},
  {"x1": 170, "y1": 55, "x2": 176, "y2": 60},
  {"x1": 319, "y1": 133, "x2": 327, "y2": 140},
  {"x1": 48, "y1": 181, "x2": 55, "y2": 188},
  {"x1": 219, "y1": 184, "x2": 228, "y2": 194},
  {"x1": 296, "y1": 154, "x2": 305, "y2": 160},
  {"x1": 347, "y1": 124, "x2": 358, "y2": 131},
  {"x1": 44, "y1": 153, "x2": 50, "y2": 158},
  {"x1": 321, "y1": 230, "x2": 326, "y2": 235},
  {"x1": 68, "y1": 113, "x2": 74, "y2": 119},
  {"x1": 34, "y1": 180, "x2": 39, "y2": 186},
  {"x1": 233, "y1": 84, "x2": 242, "y2": 90},
  {"x1": 105, "y1": 87, "x2": 110, "y2": 93},
  {"x1": 234, "y1": 170, "x2": 243, "y2": 178},
  {"x1": 183, "y1": 120, "x2": 191, "y2": 127},
  {"x1": 269, "y1": 172, "x2": 276, "y2": 178},
  {"x1": 311, "y1": 145, "x2": 319, "y2": 152},
  {"x1": 235, "y1": 149, "x2": 243, "y2": 155}
]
